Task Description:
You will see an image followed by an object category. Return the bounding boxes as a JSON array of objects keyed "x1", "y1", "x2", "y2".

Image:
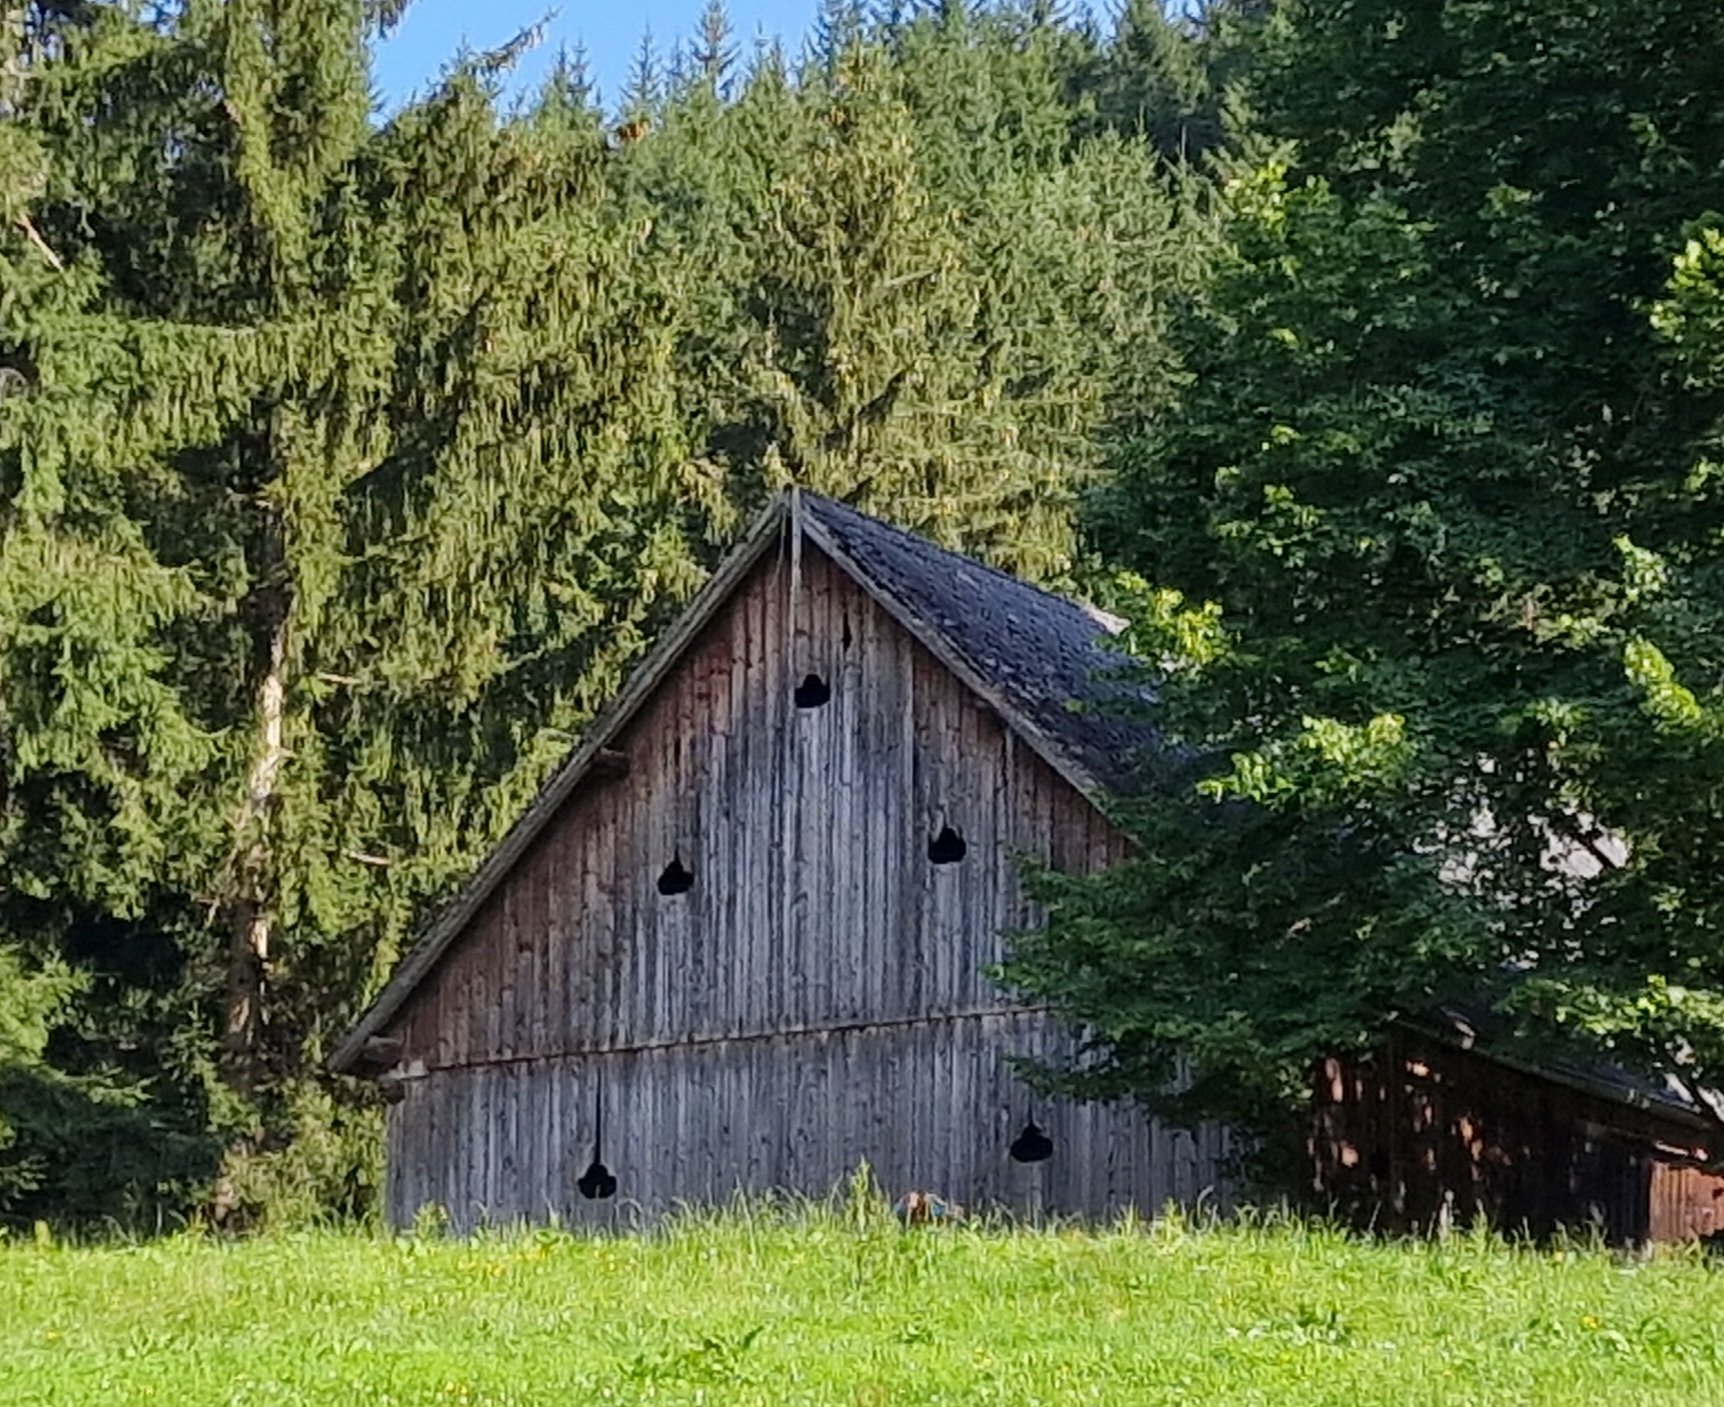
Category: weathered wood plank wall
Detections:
[
  {"x1": 385, "y1": 539, "x2": 1232, "y2": 1228},
  {"x1": 389, "y1": 1012, "x2": 1232, "y2": 1227}
]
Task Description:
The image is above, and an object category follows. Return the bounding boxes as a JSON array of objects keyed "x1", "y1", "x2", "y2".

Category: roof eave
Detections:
[{"x1": 1394, "y1": 1015, "x2": 1721, "y2": 1140}]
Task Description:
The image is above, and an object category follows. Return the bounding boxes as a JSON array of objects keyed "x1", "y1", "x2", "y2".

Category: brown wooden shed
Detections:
[
  {"x1": 1313, "y1": 1015, "x2": 1724, "y2": 1244},
  {"x1": 332, "y1": 491, "x2": 1234, "y2": 1229}
]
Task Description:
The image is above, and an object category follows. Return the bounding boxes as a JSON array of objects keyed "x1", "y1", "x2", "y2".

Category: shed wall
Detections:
[
  {"x1": 1312, "y1": 1029, "x2": 1724, "y2": 1244},
  {"x1": 383, "y1": 543, "x2": 1230, "y2": 1227}
]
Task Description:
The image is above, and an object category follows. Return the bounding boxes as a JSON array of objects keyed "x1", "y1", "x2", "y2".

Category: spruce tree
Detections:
[
  {"x1": 0, "y1": 0, "x2": 726, "y2": 1223},
  {"x1": 0, "y1": 0, "x2": 1208, "y2": 1224},
  {"x1": 693, "y1": 1, "x2": 737, "y2": 93}
]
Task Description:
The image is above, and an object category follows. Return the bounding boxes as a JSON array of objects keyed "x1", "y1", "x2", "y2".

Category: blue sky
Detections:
[{"x1": 372, "y1": 2, "x2": 827, "y2": 113}]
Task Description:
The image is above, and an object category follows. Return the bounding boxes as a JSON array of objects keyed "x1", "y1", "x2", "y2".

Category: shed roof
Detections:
[
  {"x1": 1412, "y1": 1001, "x2": 1724, "y2": 1136},
  {"x1": 330, "y1": 490, "x2": 1158, "y2": 1073}
]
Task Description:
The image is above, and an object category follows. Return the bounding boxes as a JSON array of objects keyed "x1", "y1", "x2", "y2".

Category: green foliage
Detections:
[
  {"x1": 0, "y1": 949, "x2": 76, "y2": 1209},
  {"x1": 0, "y1": 1, "x2": 1216, "y2": 1227},
  {"x1": 1003, "y1": 0, "x2": 1724, "y2": 1143},
  {"x1": 4, "y1": 1215, "x2": 1724, "y2": 1402}
]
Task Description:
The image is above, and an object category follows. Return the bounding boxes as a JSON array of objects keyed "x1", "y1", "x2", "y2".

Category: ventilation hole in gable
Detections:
[
  {"x1": 1009, "y1": 1119, "x2": 1054, "y2": 1164},
  {"x1": 928, "y1": 825, "x2": 967, "y2": 866},
  {"x1": 577, "y1": 1157, "x2": 617, "y2": 1200},
  {"x1": 657, "y1": 854, "x2": 694, "y2": 896},
  {"x1": 841, "y1": 614, "x2": 854, "y2": 651},
  {"x1": 794, "y1": 672, "x2": 831, "y2": 709}
]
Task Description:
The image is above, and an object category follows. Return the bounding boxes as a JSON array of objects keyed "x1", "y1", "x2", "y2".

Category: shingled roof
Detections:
[
  {"x1": 1413, "y1": 999, "x2": 1724, "y2": 1132},
  {"x1": 330, "y1": 489, "x2": 1160, "y2": 1073},
  {"x1": 799, "y1": 493, "x2": 1158, "y2": 793}
]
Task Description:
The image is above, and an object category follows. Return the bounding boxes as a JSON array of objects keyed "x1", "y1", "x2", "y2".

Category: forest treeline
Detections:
[{"x1": 2, "y1": 0, "x2": 1722, "y2": 1229}]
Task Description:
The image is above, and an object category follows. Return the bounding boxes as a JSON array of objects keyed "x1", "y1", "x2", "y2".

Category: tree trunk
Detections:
[{"x1": 222, "y1": 615, "x2": 288, "y2": 1095}]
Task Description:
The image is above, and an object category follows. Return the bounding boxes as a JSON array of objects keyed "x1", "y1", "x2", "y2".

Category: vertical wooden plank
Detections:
[
  {"x1": 454, "y1": 1067, "x2": 471, "y2": 1229},
  {"x1": 819, "y1": 554, "x2": 841, "y2": 1030},
  {"x1": 624, "y1": 694, "x2": 650, "y2": 1054},
  {"x1": 531, "y1": 1062, "x2": 549, "y2": 1223},
  {"x1": 936, "y1": 647, "x2": 963, "y2": 1016},
  {"x1": 497, "y1": 886, "x2": 518, "y2": 1064},
  {"x1": 465, "y1": 920, "x2": 487, "y2": 1067},
  {"x1": 486, "y1": 903, "x2": 507, "y2": 1065},
  {"x1": 597, "y1": 786, "x2": 622, "y2": 1054},
  {"x1": 542, "y1": 823, "x2": 567, "y2": 1062},
  {"x1": 764, "y1": 543, "x2": 788, "y2": 1032},
  {"x1": 385, "y1": 1095, "x2": 404, "y2": 1228},
  {"x1": 652, "y1": 682, "x2": 674, "y2": 1046},
  {"x1": 683, "y1": 634, "x2": 706, "y2": 1045},
  {"x1": 517, "y1": 1063, "x2": 536, "y2": 1224},
  {"x1": 520, "y1": 847, "x2": 539, "y2": 1062},
  {"x1": 427, "y1": 970, "x2": 449, "y2": 1073},
  {"x1": 802, "y1": 554, "x2": 831, "y2": 1025},
  {"x1": 912, "y1": 643, "x2": 934, "y2": 1020},
  {"x1": 942, "y1": 1014, "x2": 964, "y2": 1209},
  {"x1": 526, "y1": 844, "x2": 545, "y2": 1059},
  {"x1": 992, "y1": 727, "x2": 1017, "y2": 1004},
  {"x1": 890, "y1": 602, "x2": 918, "y2": 1026},
  {"x1": 953, "y1": 685, "x2": 979, "y2": 1014},
  {"x1": 415, "y1": 1081, "x2": 433, "y2": 1226},
  {"x1": 615, "y1": 715, "x2": 640, "y2": 1055},
  {"x1": 934, "y1": 674, "x2": 957, "y2": 1025},
  {"x1": 853, "y1": 582, "x2": 878, "y2": 1026},
  {"x1": 961, "y1": 680, "x2": 984, "y2": 1006},
  {"x1": 449, "y1": 1068, "x2": 468, "y2": 1232},
  {"x1": 562, "y1": 801, "x2": 587, "y2": 1052},
  {"x1": 448, "y1": 947, "x2": 469, "y2": 1072},
  {"x1": 830, "y1": 571, "x2": 858, "y2": 1025},
  {"x1": 734, "y1": 566, "x2": 758, "y2": 1038},
  {"x1": 716, "y1": 593, "x2": 743, "y2": 1039},
  {"x1": 477, "y1": 1064, "x2": 495, "y2": 1229},
  {"x1": 673, "y1": 637, "x2": 698, "y2": 1039},
  {"x1": 434, "y1": 1071, "x2": 453, "y2": 1231},
  {"x1": 786, "y1": 559, "x2": 812, "y2": 1028},
  {"x1": 690, "y1": 627, "x2": 720, "y2": 1041},
  {"x1": 495, "y1": 1064, "x2": 514, "y2": 1223},
  {"x1": 401, "y1": 1075, "x2": 420, "y2": 1228}
]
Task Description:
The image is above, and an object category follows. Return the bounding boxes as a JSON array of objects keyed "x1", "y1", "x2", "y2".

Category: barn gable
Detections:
[
  {"x1": 332, "y1": 491, "x2": 1227, "y2": 1227},
  {"x1": 331, "y1": 491, "x2": 1157, "y2": 1076}
]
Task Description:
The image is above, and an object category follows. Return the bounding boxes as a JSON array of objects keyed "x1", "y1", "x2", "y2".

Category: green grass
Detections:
[{"x1": 3, "y1": 1204, "x2": 1723, "y2": 1406}]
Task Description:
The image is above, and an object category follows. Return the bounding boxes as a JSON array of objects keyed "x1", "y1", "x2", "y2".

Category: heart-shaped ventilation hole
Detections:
[
  {"x1": 577, "y1": 1158, "x2": 617, "y2": 1200},
  {"x1": 928, "y1": 825, "x2": 967, "y2": 865},
  {"x1": 794, "y1": 672, "x2": 831, "y2": 708},
  {"x1": 1009, "y1": 1119, "x2": 1054, "y2": 1164},
  {"x1": 657, "y1": 855, "x2": 694, "y2": 896}
]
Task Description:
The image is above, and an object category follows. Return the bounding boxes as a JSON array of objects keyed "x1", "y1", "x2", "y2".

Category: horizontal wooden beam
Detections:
[
  {"x1": 355, "y1": 1035, "x2": 404, "y2": 1073},
  {"x1": 589, "y1": 747, "x2": 629, "y2": 780}
]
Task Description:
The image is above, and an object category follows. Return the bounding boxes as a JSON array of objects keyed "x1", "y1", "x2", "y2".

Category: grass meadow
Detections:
[{"x1": 3, "y1": 1203, "x2": 1724, "y2": 1406}]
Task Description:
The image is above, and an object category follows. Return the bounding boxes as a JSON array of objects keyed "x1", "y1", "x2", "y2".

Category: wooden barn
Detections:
[{"x1": 331, "y1": 490, "x2": 1234, "y2": 1229}]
